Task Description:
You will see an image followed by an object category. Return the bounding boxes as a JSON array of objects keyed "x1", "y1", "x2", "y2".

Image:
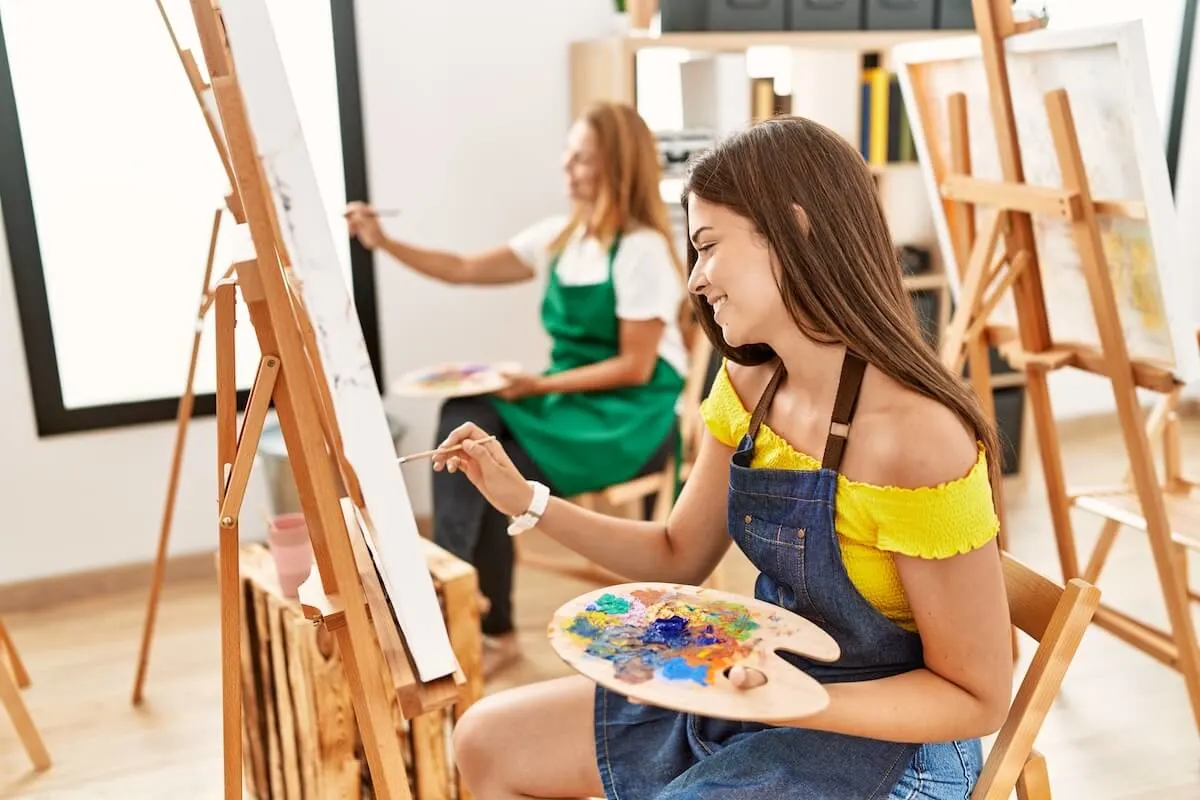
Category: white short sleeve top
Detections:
[{"x1": 508, "y1": 215, "x2": 689, "y2": 378}]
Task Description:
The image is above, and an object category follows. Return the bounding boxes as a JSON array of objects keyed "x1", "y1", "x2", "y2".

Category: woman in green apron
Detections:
[{"x1": 347, "y1": 101, "x2": 690, "y2": 676}]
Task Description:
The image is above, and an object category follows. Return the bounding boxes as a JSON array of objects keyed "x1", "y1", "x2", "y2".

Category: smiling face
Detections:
[
  {"x1": 561, "y1": 119, "x2": 601, "y2": 205},
  {"x1": 685, "y1": 194, "x2": 791, "y2": 349}
]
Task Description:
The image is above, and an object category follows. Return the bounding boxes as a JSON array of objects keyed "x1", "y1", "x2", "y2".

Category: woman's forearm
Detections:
[
  {"x1": 375, "y1": 237, "x2": 470, "y2": 283},
  {"x1": 535, "y1": 355, "x2": 652, "y2": 395},
  {"x1": 532, "y1": 497, "x2": 694, "y2": 583},
  {"x1": 781, "y1": 668, "x2": 1008, "y2": 743}
]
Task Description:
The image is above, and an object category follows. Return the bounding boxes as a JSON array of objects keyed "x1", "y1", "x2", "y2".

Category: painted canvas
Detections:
[
  {"x1": 216, "y1": 0, "x2": 459, "y2": 682},
  {"x1": 893, "y1": 22, "x2": 1200, "y2": 384}
]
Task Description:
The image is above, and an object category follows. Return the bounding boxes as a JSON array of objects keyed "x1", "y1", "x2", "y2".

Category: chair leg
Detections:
[
  {"x1": 1015, "y1": 750, "x2": 1051, "y2": 800},
  {"x1": 0, "y1": 653, "x2": 50, "y2": 771}
]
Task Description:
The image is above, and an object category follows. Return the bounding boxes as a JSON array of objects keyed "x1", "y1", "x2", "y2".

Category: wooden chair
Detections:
[
  {"x1": 515, "y1": 336, "x2": 716, "y2": 585},
  {"x1": 972, "y1": 552, "x2": 1100, "y2": 799},
  {"x1": 0, "y1": 617, "x2": 50, "y2": 772}
]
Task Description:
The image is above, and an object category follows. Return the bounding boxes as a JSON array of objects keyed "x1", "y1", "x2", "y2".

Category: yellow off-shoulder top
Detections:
[{"x1": 701, "y1": 362, "x2": 999, "y2": 632}]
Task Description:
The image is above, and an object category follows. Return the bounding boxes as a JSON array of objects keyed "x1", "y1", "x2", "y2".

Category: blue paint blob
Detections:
[
  {"x1": 660, "y1": 656, "x2": 710, "y2": 685},
  {"x1": 568, "y1": 617, "x2": 603, "y2": 639},
  {"x1": 643, "y1": 615, "x2": 690, "y2": 646},
  {"x1": 695, "y1": 625, "x2": 721, "y2": 645}
]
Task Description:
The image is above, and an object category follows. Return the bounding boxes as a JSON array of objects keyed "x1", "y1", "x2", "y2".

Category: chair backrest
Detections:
[{"x1": 971, "y1": 553, "x2": 1100, "y2": 799}]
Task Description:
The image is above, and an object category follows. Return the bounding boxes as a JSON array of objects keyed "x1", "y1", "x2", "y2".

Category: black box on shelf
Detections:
[
  {"x1": 935, "y1": 0, "x2": 975, "y2": 28},
  {"x1": 909, "y1": 288, "x2": 940, "y2": 349},
  {"x1": 661, "y1": 0, "x2": 709, "y2": 31},
  {"x1": 994, "y1": 385, "x2": 1025, "y2": 475},
  {"x1": 709, "y1": 0, "x2": 787, "y2": 31},
  {"x1": 898, "y1": 244, "x2": 931, "y2": 275},
  {"x1": 787, "y1": 0, "x2": 864, "y2": 30},
  {"x1": 863, "y1": 0, "x2": 936, "y2": 30},
  {"x1": 961, "y1": 345, "x2": 1018, "y2": 378}
]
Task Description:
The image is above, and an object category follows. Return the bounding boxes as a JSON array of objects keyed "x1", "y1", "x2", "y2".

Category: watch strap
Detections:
[{"x1": 507, "y1": 481, "x2": 549, "y2": 536}]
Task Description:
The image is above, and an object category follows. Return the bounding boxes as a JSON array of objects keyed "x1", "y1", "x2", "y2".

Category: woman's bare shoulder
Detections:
[
  {"x1": 854, "y1": 370, "x2": 980, "y2": 490},
  {"x1": 724, "y1": 359, "x2": 779, "y2": 410}
]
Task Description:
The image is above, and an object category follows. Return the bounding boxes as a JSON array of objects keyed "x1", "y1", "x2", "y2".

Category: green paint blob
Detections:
[{"x1": 591, "y1": 593, "x2": 632, "y2": 615}]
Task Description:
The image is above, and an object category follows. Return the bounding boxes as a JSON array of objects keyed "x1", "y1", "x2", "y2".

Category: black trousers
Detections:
[{"x1": 432, "y1": 394, "x2": 675, "y2": 636}]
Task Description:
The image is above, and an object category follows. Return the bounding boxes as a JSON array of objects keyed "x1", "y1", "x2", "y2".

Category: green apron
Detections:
[{"x1": 489, "y1": 234, "x2": 684, "y2": 497}]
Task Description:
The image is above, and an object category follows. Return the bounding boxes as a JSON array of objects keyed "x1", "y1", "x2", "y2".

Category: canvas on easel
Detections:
[
  {"x1": 179, "y1": 0, "x2": 464, "y2": 797},
  {"x1": 897, "y1": 21, "x2": 1200, "y2": 383},
  {"x1": 894, "y1": 1, "x2": 1200, "y2": 734}
]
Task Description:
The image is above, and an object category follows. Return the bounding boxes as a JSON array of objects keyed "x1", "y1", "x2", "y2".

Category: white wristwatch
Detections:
[{"x1": 507, "y1": 480, "x2": 550, "y2": 536}]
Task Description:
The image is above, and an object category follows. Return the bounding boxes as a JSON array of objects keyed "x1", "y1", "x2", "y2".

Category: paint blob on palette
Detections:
[
  {"x1": 390, "y1": 361, "x2": 519, "y2": 398},
  {"x1": 561, "y1": 588, "x2": 761, "y2": 687},
  {"x1": 548, "y1": 583, "x2": 841, "y2": 722}
]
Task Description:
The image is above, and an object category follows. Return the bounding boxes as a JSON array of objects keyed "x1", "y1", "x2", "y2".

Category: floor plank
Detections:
[{"x1": 3, "y1": 413, "x2": 1200, "y2": 798}]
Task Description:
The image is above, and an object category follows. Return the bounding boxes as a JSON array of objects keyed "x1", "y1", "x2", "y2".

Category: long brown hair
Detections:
[{"x1": 684, "y1": 115, "x2": 1002, "y2": 501}]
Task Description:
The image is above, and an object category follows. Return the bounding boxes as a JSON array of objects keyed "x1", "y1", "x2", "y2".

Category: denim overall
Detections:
[{"x1": 594, "y1": 353, "x2": 982, "y2": 799}]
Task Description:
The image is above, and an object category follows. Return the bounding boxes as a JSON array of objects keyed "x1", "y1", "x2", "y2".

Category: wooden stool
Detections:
[{"x1": 238, "y1": 540, "x2": 482, "y2": 799}]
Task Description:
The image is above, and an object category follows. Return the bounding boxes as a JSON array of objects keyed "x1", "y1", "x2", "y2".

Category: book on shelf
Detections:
[{"x1": 860, "y1": 67, "x2": 917, "y2": 167}]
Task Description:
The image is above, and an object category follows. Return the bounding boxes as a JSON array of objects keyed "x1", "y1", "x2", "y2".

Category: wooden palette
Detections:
[
  {"x1": 391, "y1": 361, "x2": 520, "y2": 399},
  {"x1": 548, "y1": 582, "x2": 840, "y2": 723}
]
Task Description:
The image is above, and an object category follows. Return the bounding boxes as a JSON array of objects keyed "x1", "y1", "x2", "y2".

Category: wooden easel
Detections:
[
  {"x1": 132, "y1": 0, "x2": 245, "y2": 705},
  {"x1": 934, "y1": 0, "x2": 1200, "y2": 733},
  {"x1": 182, "y1": 2, "x2": 465, "y2": 797}
]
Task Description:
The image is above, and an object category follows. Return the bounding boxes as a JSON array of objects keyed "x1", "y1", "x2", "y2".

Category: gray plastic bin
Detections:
[
  {"x1": 935, "y1": 0, "x2": 974, "y2": 28},
  {"x1": 258, "y1": 411, "x2": 409, "y2": 518},
  {"x1": 660, "y1": 0, "x2": 708, "y2": 31},
  {"x1": 864, "y1": 0, "x2": 935, "y2": 29},
  {"x1": 709, "y1": 0, "x2": 786, "y2": 30},
  {"x1": 788, "y1": 0, "x2": 863, "y2": 30}
]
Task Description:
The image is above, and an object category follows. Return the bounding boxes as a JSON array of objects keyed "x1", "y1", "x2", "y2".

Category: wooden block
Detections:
[{"x1": 239, "y1": 541, "x2": 482, "y2": 800}]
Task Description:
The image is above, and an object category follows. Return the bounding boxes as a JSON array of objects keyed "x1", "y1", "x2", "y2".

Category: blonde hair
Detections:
[{"x1": 549, "y1": 101, "x2": 685, "y2": 281}]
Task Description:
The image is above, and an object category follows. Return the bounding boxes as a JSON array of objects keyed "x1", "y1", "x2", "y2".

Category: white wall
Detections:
[
  {"x1": 359, "y1": 0, "x2": 616, "y2": 518},
  {"x1": 0, "y1": 0, "x2": 616, "y2": 585}
]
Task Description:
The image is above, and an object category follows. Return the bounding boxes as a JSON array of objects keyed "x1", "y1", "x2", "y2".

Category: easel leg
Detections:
[
  {"x1": 133, "y1": 207, "x2": 224, "y2": 705},
  {"x1": 0, "y1": 652, "x2": 49, "y2": 772},
  {"x1": 215, "y1": 281, "x2": 244, "y2": 800},
  {"x1": 1044, "y1": 89, "x2": 1200, "y2": 730},
  {"x1": 0, "y1": 618, "x2": 30, "y2": 689}
]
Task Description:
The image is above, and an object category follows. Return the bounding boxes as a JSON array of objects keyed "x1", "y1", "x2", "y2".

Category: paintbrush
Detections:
[
  {"x1": 344, "y1": 207, "x2": 401, "y2": 218},
  {"x1": 397, "y1": 435, "x2": 498, "y2": 465}
]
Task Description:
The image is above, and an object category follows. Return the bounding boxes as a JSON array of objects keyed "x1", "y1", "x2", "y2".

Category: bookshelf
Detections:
[{"x1": 569, "y1": 27, "x2": 1029, "y2": 475}]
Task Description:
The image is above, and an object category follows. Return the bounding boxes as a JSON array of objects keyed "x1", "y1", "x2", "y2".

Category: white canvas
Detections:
[
  {"x1": 217, "y1": 0, "x2": 459, "y2": 682},
  {"x1": 893, "y1": 22, "x2": 1200, "y2": 384}
]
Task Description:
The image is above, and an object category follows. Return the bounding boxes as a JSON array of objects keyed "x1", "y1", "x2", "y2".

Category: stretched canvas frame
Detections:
[
  {"x1": 893, "y1": 21, "x2": 1200, "y2": 384},
  {"x1": 218, "y1": 0, "x2": 458, "y2": 681}
]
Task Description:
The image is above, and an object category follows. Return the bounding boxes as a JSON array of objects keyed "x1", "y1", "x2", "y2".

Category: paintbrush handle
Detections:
[{"x1": 397, "y1": 435, "x2": 497, "y2": 464}]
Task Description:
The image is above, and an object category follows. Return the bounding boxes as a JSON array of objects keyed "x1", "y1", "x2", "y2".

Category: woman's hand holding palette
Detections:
[{"x1": 548, "y1": 583, "x2": 839, "y2": 722}]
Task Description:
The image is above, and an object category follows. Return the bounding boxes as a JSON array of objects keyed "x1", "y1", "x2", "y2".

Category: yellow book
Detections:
[{"x1": 865, "y1": 67, "x2": 890, "y2": 165}]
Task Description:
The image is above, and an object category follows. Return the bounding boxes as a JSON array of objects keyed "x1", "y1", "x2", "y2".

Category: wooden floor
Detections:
[{"x1": 3, "y1": 413, "x2": 1200, "y2": 798}]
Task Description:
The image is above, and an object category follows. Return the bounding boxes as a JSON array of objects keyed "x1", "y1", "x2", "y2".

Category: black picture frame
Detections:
[{"x1": 0, "y1": 1, "x2": 381, "y2": 437}]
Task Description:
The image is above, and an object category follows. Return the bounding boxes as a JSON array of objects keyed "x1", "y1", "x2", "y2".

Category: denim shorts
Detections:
[{"x1": 888, "y1": 738, "x2": 984, "y2": 799}]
